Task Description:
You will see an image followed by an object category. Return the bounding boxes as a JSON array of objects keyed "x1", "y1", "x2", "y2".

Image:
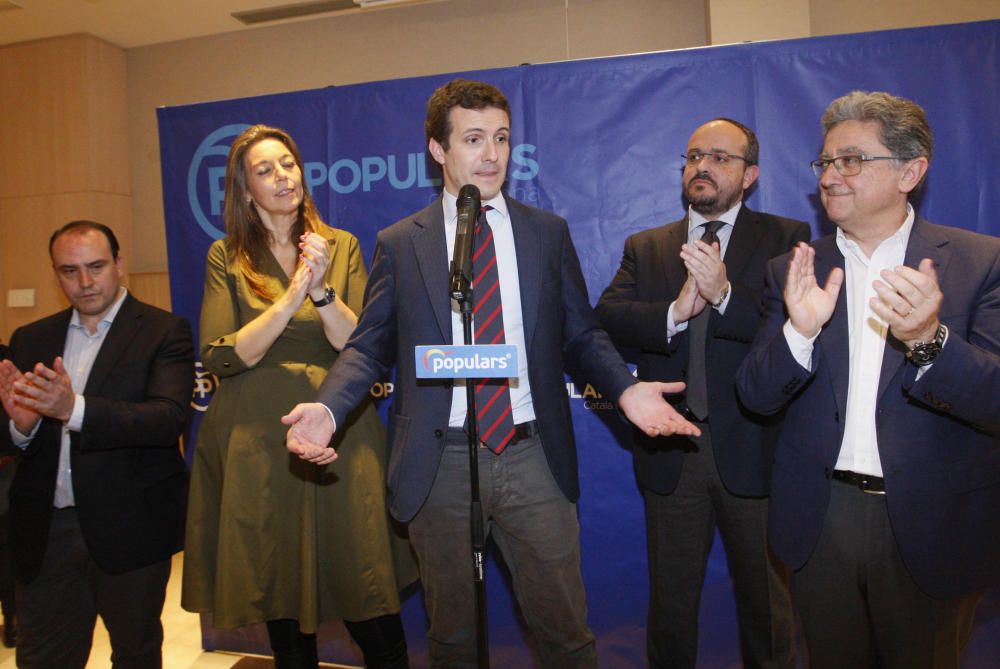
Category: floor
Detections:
[{"x1": 0, "y1": 552, "x2": 355, "y2": 669}]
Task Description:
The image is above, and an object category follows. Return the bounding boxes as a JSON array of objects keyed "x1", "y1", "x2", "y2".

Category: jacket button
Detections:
[
  {"x1": 434, "y1": 429, "x2": 443, "y2": 438},
  {"x1": 223, "y1": 362, "x2": 231, "y2": 368}
]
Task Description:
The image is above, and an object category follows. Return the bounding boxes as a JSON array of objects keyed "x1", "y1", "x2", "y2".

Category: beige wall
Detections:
[
  {"x1": 0, "y1": 35, "x2": 131, "y2": 340},
  {"x1": 810, "y1": 0, "x2": 998, "y2": 36}
]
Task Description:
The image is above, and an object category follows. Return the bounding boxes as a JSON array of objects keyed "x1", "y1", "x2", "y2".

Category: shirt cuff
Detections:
[
  {"x1": 66, "y1": 394, "x2": 85, "y2": 432},
  {"x1": 666, "y1": 301, "x2": 686, "y2": 342},
  {"x1": 321, "y1": 404, "x2": 338, "y2": 433},
  {"x1": 783, "y1": 319, "x2": 817, "y2": 372},
  {"x1": 9, "y1": 419, "x2": 39, "y2": 449}
]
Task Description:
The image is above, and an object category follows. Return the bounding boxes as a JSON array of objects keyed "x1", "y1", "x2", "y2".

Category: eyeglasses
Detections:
[
  {"x1": 810, "y1": 154, "x2": 899, "y2": 178},
  {"x1": 682, "y1": 150, "x2": 750, "y2": 167}
]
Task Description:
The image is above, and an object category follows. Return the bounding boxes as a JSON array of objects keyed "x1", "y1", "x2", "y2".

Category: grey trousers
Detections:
[
  {"x1": 794, "y1": 478, "x2": 982, "y2": 669},
  {"x1": 408, "y1": 432, "x2": 596, "y2": 669},
  {"x1": 15, "y1": 507, "x2": 171, "y2": 669}
]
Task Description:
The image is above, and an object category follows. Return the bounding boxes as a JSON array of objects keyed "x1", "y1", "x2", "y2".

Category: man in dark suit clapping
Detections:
[
  {"x1": 737, "y1": 91, "x2": 1000, "y2": 669},
  {"x1": 0, "y1": 221, "x2": 194, "y2": 669},
  {"x1": 597, "y1": 118, "x2": 807, "y2": 669}
]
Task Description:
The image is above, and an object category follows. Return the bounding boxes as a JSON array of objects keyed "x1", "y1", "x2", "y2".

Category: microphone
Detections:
[{"x1": 449, "y1": 184, "x2": 481, "y2": 301}]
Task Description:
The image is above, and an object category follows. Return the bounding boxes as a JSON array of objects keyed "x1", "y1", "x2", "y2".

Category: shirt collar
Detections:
[
  {"x1": 69, "y1": 287, "x2": 128, "y2": 333},
  {"x1": 688, "y1": 201, "x2": 742, "y2": 235},
  {"x1": 442, "y1": 190, "x2": 510, "y2": 227},
  {"x1": 835, "y1": 203, "x2": 915, "y2": 259}
]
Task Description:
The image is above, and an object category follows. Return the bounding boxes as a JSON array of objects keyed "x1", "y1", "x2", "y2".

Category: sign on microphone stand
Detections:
[{"x1": 415, "y1": 344, "x2": 518, "y2": 379}]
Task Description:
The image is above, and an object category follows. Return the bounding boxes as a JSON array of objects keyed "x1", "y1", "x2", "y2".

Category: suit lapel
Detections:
[
  {"x1": 409, "y1": 197, "x2": 453, "y2": 341},
  {"x1": 84, "y1": 295, "x2": 140, "y2": 395},
  {"x1": 876, "y1": 217, "x2": 952, "y2": 401},
  {"x1": 511, "y1": 200, "x2": 541, "y2": 356},
  {"x1": 724, "y1": 205, "x2": 758, "y2": 281},
  {"x1": 39, "y1": 311, "x2": 73, "y2": 366},
  {"x1": 813, "y1": 238, "x2": 850, "y2": 418},
  {"x1": 659, "y1": 219, "x2": 688, "y2": 295}
]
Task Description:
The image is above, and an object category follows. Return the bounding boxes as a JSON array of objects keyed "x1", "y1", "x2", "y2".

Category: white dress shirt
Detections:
[
  {"x1": 9, "y1": 287, "x2": 129, "y2": 507},
  {"x1": 783, "y1": 206, "x2": 917, "y2": 477},
  {"x1": 443, "y1": 191, "x2": 535, "y2": 427}
]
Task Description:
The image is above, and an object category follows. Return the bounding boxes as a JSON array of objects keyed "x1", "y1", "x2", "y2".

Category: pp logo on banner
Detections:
[
  {"x1": 188, "y1": 124, "x2": 251, "y2": 241},
  {"x1": 416, "y1": 345, "x2": 518, "y2": 379},
  {"x1": 191, "y1": 361, "x2": 219, "y2": 412}
]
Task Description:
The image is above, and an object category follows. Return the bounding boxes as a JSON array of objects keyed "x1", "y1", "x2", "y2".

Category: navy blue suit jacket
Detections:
[
  {"x1": 0, "y1": 295, "x2": 194, "y2": 583},
  {"x1": 317, "y1": 196, "x2": 637, "y2": 523},
  {"x1": 736, "y1": 218, "x2": 1000, "y2": 598},
  {"x1": 596, "y1": 206, "x2": 810, "y2": 496}
]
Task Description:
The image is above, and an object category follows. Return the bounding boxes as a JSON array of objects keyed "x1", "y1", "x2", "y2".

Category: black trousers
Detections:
[
  {"x1": 794, "y1": 479, "x2": 982, "y2": 669},
  {"x1": 15, "y1": 508, "x2": 171, "y2": 669},
  {"x1": 644, "y1": 428, "x2": 795, "y2": 669}
]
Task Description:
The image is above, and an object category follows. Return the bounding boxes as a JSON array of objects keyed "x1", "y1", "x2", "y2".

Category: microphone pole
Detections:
[{"x1": 448, "y1": 184, "x2": 490, "y2": 668}]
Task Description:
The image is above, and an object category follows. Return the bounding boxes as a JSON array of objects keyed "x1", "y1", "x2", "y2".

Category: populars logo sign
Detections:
[
  {"x1": 187, "y1": 125, "x2": 541, "y2": 241},
  {"x1": 416, "y1": 345, "x2": 518, "y2": 379}
]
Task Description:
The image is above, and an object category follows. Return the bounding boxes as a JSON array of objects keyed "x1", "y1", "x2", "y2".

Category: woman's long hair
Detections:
[{"x1": 222, "y1": 124, "x2": 324, "y2": 300}]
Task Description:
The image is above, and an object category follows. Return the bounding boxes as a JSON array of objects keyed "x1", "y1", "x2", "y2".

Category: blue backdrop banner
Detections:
[{"x1": 158, "y1": 19, "x2": 1000, "y2": 668}]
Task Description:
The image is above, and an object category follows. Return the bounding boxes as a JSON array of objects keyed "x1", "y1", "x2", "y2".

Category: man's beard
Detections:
[{"x1": 685, "y1": 182, "x2": 739, "y2": 217}]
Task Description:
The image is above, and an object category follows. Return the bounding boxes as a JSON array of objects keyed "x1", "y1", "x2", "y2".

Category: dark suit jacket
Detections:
[
  {"x1": 317, "y1": 196, "x2": 637, "y2": 523},
  {"x1": 596, "y1": 206, "x2": 810, "y2": 497},
  {"x1": 0, "y1": 294, "x2": 194, "y2": 583},
  {"x1": 736, "y1": 217, "x2": 1000, "y2": 598}
]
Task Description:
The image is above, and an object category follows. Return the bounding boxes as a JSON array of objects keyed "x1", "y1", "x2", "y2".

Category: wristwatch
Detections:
[
  {"x1": 906, "y1": 323, "x2": 947, "y2": 366},
  {"x1": 712, "y1": 281, "x2": 731, "y2": 309},
  {"x1": 310, "y1": 286, "x2": 336, "y2": 307}
]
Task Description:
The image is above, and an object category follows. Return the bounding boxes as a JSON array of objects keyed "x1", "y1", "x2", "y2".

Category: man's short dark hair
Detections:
[
  {"x1": 710, "y1": 117, "x2": 760, "y2": 166},
  {"x1": 49, "y1": 220, "x2": 121, "y2": 260},
  {"x1": 425, "y1": 78, "x2": 511, "y2": 150}
]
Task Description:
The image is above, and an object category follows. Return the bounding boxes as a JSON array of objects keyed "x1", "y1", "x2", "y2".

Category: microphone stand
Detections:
[{"x1": 450, "y1": 254, "x2": 490, "y2": 669}]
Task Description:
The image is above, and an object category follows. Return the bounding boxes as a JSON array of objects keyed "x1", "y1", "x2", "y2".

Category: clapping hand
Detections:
[{"x1": 784, "y1": 242, "x2": 843, "y2": 338}]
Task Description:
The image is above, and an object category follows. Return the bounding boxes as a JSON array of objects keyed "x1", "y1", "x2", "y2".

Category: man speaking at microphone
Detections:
[{"x1": 282, "y1": 78, "x2": 698, "y2": 668}]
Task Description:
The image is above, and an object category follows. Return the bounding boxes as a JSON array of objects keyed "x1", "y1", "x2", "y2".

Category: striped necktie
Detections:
[{"x1": 472, "y1": 206, "x2": 516, "y2": 453}]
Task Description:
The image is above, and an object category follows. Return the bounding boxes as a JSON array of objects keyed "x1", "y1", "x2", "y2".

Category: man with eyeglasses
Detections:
[
  {"x1": 596, "y1": 118, "x2": 809, "y2": 669},
  {"x1": 737, "y1": 91, "x2": 1000, "y2": 668}
]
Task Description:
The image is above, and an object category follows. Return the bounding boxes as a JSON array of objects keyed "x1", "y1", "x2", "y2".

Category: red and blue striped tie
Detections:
[{"x1": 473, "y1": 207, "x2": 516, "y2": 453}]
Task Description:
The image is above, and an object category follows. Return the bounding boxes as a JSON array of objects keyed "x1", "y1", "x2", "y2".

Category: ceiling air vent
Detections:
[{"x1": 232, "y1": 0, "x2": 357, "y2": 25}]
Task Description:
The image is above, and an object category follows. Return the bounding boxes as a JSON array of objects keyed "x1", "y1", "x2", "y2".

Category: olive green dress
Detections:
[{"x1": 182, "y1": 226, "x2": 416, "y2": 632}]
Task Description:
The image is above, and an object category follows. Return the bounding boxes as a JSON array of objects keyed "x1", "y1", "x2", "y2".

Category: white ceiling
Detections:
[{"x1": 0, "y1": 0, "x2": 434, "y2": 49}]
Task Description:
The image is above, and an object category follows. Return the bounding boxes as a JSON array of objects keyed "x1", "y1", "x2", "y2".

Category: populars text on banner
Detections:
[{"x1": 415, "y1": 345, "x2": 518, "y2": 379}]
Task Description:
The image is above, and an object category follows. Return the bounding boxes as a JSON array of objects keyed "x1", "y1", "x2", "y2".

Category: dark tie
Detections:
[
  {"x1": 685, "y1": 220, "x2": 725, "y2": 421},
  {"x1": 472, "y1": 207, "x2": 516, "y2": 453}
]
